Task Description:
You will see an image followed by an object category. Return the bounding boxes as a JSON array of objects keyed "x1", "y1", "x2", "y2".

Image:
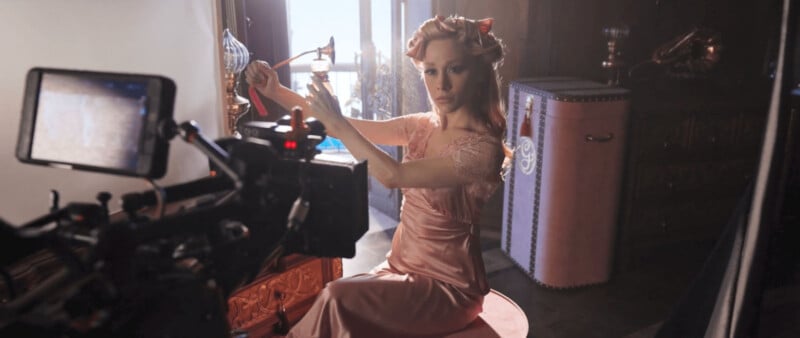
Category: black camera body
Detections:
[
  {"x1": 0, "y1": 68, "x2": 368, "y2": 337},
  {"x1": 239, "y1": 114, "x2": 327, "y2": 160}
]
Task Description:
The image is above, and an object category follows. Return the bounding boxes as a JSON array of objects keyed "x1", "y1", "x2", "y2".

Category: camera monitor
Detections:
[{"x1": 16, "y1": 68, "x2": 176, "y2": 178}]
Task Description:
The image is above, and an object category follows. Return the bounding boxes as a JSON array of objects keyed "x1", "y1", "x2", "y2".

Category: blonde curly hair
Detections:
[{"x1": 406, "y1": 15, "x2": 507, "y2": 142}]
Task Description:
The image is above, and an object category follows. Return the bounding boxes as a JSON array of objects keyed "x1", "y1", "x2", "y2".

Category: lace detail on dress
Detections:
[
  {"x1": 405, "y1": 113, "x2": 437, "y2": 161},
  {"x1": 450, "y1": 135, "x2": 504, "y2": 182},
  {"x1": 400, "y1": 113, "x2": 504, "y2": 221}
]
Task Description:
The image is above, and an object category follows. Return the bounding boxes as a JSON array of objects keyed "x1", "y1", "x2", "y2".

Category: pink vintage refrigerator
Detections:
[{"x1": 501, "y1": 77, "x2": 630, "y2": 288}]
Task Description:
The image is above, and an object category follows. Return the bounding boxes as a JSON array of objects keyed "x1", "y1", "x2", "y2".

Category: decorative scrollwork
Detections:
[
  {"x1": 227, "y1": 259, "x2": 325, "y2": 330},
  {"x1": 517, "y1": 137, "x2": 536, "y2": 176}
]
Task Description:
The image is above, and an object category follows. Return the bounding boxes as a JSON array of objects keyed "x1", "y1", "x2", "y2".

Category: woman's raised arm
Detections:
[
  {"x1": 307, "y1": 77, "x2": 502, "y2": 189},
  {"x1": 245, "y1": 60, "x2": 410, "y2": 146}
]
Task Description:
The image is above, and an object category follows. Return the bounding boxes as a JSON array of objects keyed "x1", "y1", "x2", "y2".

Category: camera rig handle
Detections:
[{"x1": 175, "y1": 121, "x2": 243, "y2": 194}]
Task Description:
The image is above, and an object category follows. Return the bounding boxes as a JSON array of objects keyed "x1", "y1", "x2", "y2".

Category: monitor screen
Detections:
[
  {"x1": 31, "y1": 73, "x2": 148, "y2": 171},
  {"x1": 17, "y1": 68, "x2": 175, "y2": 178}
]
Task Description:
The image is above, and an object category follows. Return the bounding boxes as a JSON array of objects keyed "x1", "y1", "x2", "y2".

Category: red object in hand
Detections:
[{"x1": 249, "y1": 86, "x2": 269, "y2": 116}]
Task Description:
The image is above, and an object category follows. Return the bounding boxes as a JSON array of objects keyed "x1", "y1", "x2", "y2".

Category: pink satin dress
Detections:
[{"x1": 287, "y1": 113, "x2": 505, "y2": 338}]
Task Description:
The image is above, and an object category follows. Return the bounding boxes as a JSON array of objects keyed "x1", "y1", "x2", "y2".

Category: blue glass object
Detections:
[{"x1": 222, "y1": 28, "x2": 250, "y2": 74}]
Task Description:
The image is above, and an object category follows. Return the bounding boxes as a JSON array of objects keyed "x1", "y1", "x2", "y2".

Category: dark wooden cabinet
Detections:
[{"x1": 615, "y1": 80, "x2": 770, "y2": 272}]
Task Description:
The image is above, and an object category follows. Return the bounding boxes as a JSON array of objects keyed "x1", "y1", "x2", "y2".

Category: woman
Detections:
[{"x1": 245, "y1": 14, "x2": 510, "y2": 337}]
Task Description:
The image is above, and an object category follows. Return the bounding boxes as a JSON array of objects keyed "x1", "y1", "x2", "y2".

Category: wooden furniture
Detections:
[
  {"x1": 615, "y1": 80, "x2": 770, "y2": 272},
  {"x1": 227, "y1": 255, "x2": 342, "y2": 337}
]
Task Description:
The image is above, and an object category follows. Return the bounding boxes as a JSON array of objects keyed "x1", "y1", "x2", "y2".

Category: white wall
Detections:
[{"x1": 0, "y1": 0, "x2": 225, "y2": 224}]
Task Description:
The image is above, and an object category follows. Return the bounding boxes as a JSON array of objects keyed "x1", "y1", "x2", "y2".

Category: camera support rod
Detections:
[{"x1": 176, "y1": 121, "x2": 243, "y2": 204}]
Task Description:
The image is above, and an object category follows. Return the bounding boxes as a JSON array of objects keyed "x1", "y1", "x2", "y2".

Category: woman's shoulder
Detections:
[
  {"x1": 399, "y1": 112, "x2": 437, "y2": 137},
  {"x1": 399, "y1": 112, "x2": 436, "y2": 124}
]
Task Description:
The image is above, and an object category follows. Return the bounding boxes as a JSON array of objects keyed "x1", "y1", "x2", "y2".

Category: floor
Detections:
[{"x1": 342, "y1": 189, "x2": 712, "y2": 338}]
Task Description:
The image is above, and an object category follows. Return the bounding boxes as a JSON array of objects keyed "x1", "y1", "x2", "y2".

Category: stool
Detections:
[{"x1": 444, "y1": 289, "x2": 529, "y2": 338}]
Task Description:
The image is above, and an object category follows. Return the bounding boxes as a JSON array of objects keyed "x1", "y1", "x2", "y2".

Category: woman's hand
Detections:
[
  {"x1": 306, "y1": 76, "x2": 346, "y2": 132},
  {"x1": 244, "y1": 60, "x2": 279, "y2": 99}
]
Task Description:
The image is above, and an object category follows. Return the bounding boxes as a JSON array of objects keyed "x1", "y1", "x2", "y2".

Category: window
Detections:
[
  {"x1": 234, "y1": 0, "x2": 429, "y2": 219},
  {"x1": 286, "y1": 0, "x2": 396, "y2": 121}
]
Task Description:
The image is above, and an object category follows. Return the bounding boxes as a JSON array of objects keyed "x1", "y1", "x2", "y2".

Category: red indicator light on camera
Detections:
[{"x1": 284, "y1": 140, "x2": 297, "y2": 150}]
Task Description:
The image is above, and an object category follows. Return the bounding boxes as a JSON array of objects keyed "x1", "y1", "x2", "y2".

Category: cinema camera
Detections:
[{"x1": 0, "y1": 68, "x2": 368, "y2": 337}]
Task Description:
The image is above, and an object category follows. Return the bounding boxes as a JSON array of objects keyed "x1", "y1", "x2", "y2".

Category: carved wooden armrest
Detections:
[{"x1": 227, "y1": 255, "x2": 342, "y2": 337}]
